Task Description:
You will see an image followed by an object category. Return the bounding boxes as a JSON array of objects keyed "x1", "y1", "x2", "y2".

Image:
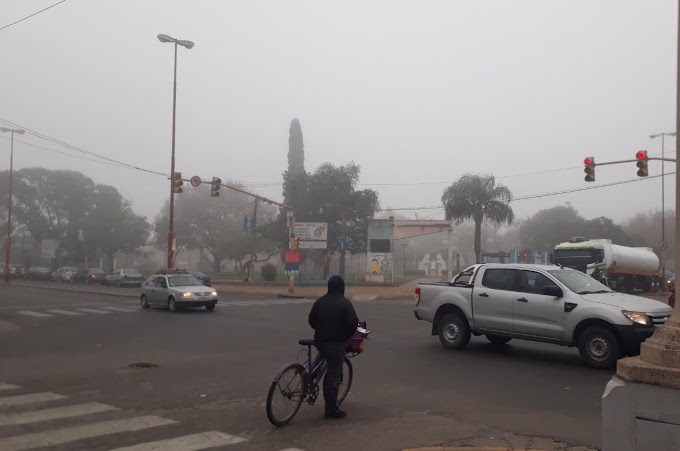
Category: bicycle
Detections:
[{"x1": 265, "y1": 322, "x2": 370, "y2": 427}]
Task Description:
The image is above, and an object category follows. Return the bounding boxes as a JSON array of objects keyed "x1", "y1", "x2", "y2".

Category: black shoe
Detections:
[{"x1": 324, "y1": 410, "x2": 347, "y2": 419}]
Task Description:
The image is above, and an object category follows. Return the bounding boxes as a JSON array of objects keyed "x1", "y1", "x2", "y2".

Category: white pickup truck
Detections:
[{"x1": 414, "y1": 263, "x2": 673, "y2": 369}]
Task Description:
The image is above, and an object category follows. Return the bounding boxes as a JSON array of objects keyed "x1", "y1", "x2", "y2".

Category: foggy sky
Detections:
[{"x1": 1, "y1": 0, "x2": 677, "y2": 226}]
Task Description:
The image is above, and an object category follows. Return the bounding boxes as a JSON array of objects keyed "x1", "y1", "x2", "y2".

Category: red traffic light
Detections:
[
  {"x1": 584, "y1": 157, "x2": 594, "y2": 166},
  {"x1": 636, "y1": 150, "x2": 648, "y2": 160}
]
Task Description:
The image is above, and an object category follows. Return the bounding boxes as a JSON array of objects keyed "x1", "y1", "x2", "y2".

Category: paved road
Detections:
[{"x1": 0, "y1": 285, "x2": 609, "y2": 450}]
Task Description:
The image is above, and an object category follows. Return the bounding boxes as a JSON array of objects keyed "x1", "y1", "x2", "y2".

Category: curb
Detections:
[{"x1": 402, "y1": 448, "x2": 546, "y2": 451}]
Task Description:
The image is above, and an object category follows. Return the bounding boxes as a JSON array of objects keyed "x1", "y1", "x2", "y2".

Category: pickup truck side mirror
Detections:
[{"x1": 543, "y1": 285, "x2": 563, "y2": 298}]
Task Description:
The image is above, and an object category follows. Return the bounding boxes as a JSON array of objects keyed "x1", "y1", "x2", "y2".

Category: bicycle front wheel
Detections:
[
  {"x1": 337, "y1": 357, "x2": 354, "y2": 404},
  {"x1": 266, "y1": 363, "x2": 306, "y2": 427}
]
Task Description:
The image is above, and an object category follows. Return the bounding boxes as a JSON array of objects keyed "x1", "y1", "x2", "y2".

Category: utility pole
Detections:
[
  {"x1": 1, "y1": 127, "x2": 25, "y2": 283},
  {"x1": 650, "y1": 131, "x2": 676, "y2": 286},
  {"x1": 248, "y1": 199, "x2": 258, "y2": 282}
]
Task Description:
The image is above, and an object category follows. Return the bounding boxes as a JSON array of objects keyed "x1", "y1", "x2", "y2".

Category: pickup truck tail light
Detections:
[{"x1": 415, "y1": 287, "x2": 421, "y2": 306}]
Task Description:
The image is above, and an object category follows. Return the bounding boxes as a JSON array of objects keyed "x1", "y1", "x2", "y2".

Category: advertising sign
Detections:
[{"x1": 293, "y1": 222, "x2": 327, "y2": 241}]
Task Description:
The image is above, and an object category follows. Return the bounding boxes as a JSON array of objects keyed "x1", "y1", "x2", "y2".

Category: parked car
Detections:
[
  {"x1": 189, "y1": 271, "x2": 211, "y2": 286},
  {"x1": 24, "y1": 266, "x2": 52, "y2": 281},
  {"x1": 10, "y1": 264, "x2": 25, "y2": 278},
  {"x1": 72, "y1": 268, "x2": 107, "y2": 285},
  {"x1": 51, "y1": 266, "x2": 79, "y2": 283},
  {"x1": 414, "y1": 263, "x2": 674, "y2": 369},
  {"x1": 140, "y1": 274, "x2": 218, "y2": 312},
  {"x1": 105, "y1": 269, "x2": 144, "y2": 287}
]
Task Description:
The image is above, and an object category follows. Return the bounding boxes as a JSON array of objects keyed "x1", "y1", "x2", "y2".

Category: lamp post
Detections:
[
  {"x1": 1, "y1": 127, "x2": 25, "y2": 283},
  {"x1": 650, "y1": 131, "x2": 676, "y2": 286},
  {"x1": 157, "y1": 33, "x2": 194, "y2": 269}
]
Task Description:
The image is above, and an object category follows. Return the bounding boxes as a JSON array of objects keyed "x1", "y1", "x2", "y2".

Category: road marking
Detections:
[
  {"x1": 101, "y1": 307, "x2": 138, "y2": 312},
  {"x1": 0, "y1": 415, "x2": 177, "y2": 450},
  {"x1": 76, "y1": 308, "x2": 111, "y2": 314},
  {"x1": 16, "y1": 310, "x2": 53, "y2": 318},
  {"x1": 0, "y1": 402, "x2": 119, "y2": 426},
  {"x1": 111, "y1": 430, "x2": 247, "y2": 450},
  {"x1": 47, "y1": 309, "x2": 84, "y2": 316},
  {"x1": 0, "y1": 392, "x2": 67, "y2": 406},
  {"x1": 0, "y1": 383, "x2": 21, "y2": 391}
]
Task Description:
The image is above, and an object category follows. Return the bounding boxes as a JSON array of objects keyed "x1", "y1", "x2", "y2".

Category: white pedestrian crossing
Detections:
[
  {"x1": 0, "y1": 381, "x2": 305, "y2": 451},
  {"x1": 102, "y1": 306, "x2": 138, "y2": 312},
  {"x1": 111, "y1": 430, "x2": 247, "y2": 450},
  {"x1": 16, "y1": 310, "x2": 53, "y2": 318},
  {"x1": 76, "y1": 308, "x2": 111, "y2": 314},
  {"x1": 0, "y1": 415, "x2": 177, "y2": 450},
  {"x1": 0, "y1": 402, "x2": 119, "y2": 426},
  {"x1": 46, "y1": 309, "x2": 84, "y2": 316},
  {"x1": 0, "y1": 392, "x2": 67, "y2": 407}
]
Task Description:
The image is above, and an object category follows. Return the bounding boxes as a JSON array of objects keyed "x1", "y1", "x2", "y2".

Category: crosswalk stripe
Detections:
[
  {"x1": 76, "y1": 308, "x2": 111, "y2": 314},
  {"x1": 0, "y1": 402, "x2": 119, "y2": 426},
  {"x1": 111, "y1": 430, "x2": 247, "y2": 450},
  {"x1": 47, "y1": 309, "x2": 84, "y2": 316},
  {"x1": 16, "y1": 310, "x2": 53, "y2": 318},
  {"x1": 0, "y1": 392, "x2": 67, "y2": 406},
  {"x1": 101, "y1": 307, "x2": 138, "y2": 312},
  {"x1": 0, "y1": 383, "x2": 21, "y2": 391},
  {"x1": 0, "y1": 415, "x2": 177, "y2": 450}
]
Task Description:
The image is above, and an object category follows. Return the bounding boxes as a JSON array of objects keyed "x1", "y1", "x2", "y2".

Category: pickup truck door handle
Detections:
[
  {"x1": 479, "y1": 293, "x2": 489, "y2": 297},
  {"x1": 517, "y1": 297, "x2": 528, "y2": 302}
]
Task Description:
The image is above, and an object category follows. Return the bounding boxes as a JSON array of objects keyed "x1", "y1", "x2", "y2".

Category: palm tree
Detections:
[{"x1": 442, "y1": 174, "x2": 514, "y2": 263}]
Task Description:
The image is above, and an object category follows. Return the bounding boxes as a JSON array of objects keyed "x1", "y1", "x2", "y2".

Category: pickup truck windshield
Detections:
[{"x1": 547, "y1": 269, "x2": 612, "y2": 295}]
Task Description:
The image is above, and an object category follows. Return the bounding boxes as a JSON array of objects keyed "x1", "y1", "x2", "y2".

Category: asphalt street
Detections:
[{"x1": 0, "y1": 285, "x2": 611, "y2": 450}]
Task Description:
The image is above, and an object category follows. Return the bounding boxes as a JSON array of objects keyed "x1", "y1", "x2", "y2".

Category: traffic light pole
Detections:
[{"x1": 167, "y1": 41, "x2": 179, "y2": 270}]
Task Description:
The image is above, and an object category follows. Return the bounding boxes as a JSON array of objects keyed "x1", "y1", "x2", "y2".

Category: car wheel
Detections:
[
  {"x1": 437, "y1": 313, "x2": 471, "y2": 350},
  {"x1": 486, "y1": 334, "x2": 512, "y2": 345},
  {"x1": 578, "y1": 326, "x2": 622, "y2": 370},
  {"x1": 168, "y1": 297, "x2": 178, "y2": 313},
  {"x1": 205, "y1": 303, "x2": 215, "y2": 312},
  {"x1": 141, "y1": 295, "x2": 149, "y2": 309}
]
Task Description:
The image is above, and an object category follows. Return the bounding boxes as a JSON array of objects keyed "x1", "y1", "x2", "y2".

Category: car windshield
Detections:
[
  {"x1": 89, "y1": 268, "x2": 104, "y2": 274},
  {"x1": 192, "y1": 272, "x2": 206, "y2": 277},
  {"x1": 168, "y1": 275, "x2": 203, "y2": 287},
  {"x1": 547, "y1": 269, "x2": 612, "y2": 294},
  {"x1": 66, "y1": 267, "x2": 78, "y2": 272},
  {"x1": 122, "y1": 269, "x2": 140, "y2": 276}
]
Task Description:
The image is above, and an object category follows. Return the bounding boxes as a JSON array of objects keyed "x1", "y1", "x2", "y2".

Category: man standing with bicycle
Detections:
[{"x1": 308, "y1": 275, "x2": 359, "y2": 419}]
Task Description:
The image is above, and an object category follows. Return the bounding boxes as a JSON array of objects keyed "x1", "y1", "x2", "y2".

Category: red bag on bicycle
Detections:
[{"x1": 345, "y1": 321, "x2": 368, "y2": 354}]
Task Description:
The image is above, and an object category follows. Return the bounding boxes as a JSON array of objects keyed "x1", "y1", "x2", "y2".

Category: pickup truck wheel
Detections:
[
  {"x1": 578, "y1": 326, "x2": 622, "y2": 369},
  {"x1": 486, "y1": 334, "x2": 512, "y2": 345},
  {"x1": 438, "y1": 314, "x2": 471, "y2": 350}
]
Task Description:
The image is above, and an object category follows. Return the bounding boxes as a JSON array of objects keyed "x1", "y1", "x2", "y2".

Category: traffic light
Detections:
[
  {"x1": 172, "y1": 172, "x2": 183, "y2": 193},
  {"x1": 584, "y1": 157, "x2": 595, "y2": 182},
  {"x1": 211, "y1": 177, "x2": 221, "y2": 197},
  {"x1": 289, "y1": 236, "x2": 299, "y2": 251},
  {"x1": 636, "y1": 150, "x2": 649, "y2": 177}
]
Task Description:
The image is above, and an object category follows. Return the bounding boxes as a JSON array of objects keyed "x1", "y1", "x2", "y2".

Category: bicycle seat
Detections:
[{"x1": 298, "y1": 338, "x2": 316, "y2": 347}]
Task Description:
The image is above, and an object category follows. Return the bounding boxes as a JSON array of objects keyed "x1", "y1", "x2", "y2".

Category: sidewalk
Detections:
[{"x1": 212, "y1": 277, "x2": 438, "y2": 300}]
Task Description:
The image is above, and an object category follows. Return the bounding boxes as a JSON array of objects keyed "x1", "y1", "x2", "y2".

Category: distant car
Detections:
[
  {"x1": 51, "y1": 266, "x2": 79, "y2": 283},
  {"x1": 140, "y1": 274, "x2": 218, "y2": 312},
  {"x1": 72, "y1": 268, "x2": 107, "y2": 285},
  {"x1": 10, "y1": 264, "x2": 25, "y2": 278},
  {"x1": 24, "y1": 266, "x2": 52, "y2": 281},
  {"x1": 105, "y1": 269, "x2": 144, "y2": 287},
  {"x1": 189, "y1": 271, "x2": 211, "y2": 286}
]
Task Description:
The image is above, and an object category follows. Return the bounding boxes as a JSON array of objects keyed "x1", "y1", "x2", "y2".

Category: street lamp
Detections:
[
  {"x1": 1, "y1": 127, "x2": 25, "y2": 283},
  {"x1": 157, "y1": 33, "x2": 194, "y2": 269},
  {"x1": 650, "y1": 131, "x2": 676, "y2": 285}
]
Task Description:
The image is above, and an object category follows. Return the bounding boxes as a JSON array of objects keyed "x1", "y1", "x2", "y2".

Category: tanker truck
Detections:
[{"x1": 553, "y1": 237, "x2": 661, "y2": 293}]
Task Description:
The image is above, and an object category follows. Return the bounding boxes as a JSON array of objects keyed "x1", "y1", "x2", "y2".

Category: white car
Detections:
[{"x1": 140, "y1": 273, "x2": 219, "y2": 312}]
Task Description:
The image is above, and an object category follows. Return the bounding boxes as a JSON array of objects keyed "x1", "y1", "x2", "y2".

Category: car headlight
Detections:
[
  {"x1": 211, "y1": 291, "x2": 218, "y2": 296},
  {"x1": 623, "y1": 311, "x2": 652, "y2": 326},
  {"x1": 181, "y1": 292, "x2": 193, "y2": 297}
]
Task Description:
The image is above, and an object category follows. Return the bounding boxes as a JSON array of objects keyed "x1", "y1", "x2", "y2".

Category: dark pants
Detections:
[{"x1": 316, "y1": 341, "x2": 346, "y2": 415}]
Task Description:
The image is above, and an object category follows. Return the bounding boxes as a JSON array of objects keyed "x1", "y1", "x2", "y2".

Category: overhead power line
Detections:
[{"x1": 0, "y1": 0, "x2": 68, "y2": 32}]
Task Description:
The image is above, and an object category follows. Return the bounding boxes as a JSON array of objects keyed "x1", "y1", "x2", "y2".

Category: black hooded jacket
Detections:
[{"x1": 308, "y1": 275, "x2": 359, "y2": 343}]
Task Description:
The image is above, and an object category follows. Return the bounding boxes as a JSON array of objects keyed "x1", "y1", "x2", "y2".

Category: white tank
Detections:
[{"x1": 555, "y1": 239, "x2": 659, "y2": 275}]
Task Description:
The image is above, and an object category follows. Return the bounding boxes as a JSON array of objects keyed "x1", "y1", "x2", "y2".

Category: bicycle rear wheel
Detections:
[
  {"x1": 266, "y1": 363, "x2": 306, "y2": 427},
  {"x1": 337, "y1": 357, "x2": 354, "y2": 404}
]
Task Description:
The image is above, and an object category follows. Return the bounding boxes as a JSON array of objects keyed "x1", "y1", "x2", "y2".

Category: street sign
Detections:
[
  {"x1": 660, "y1": 241, "x2": 668, "y2": 250},
  {"x1": 337, "y1": 236, "x2": 353, "y2": 250},
  {"x1": 285, "y1": 251, "x2": 301, "y2": 263},
  {"x1": 294, "y1": 222, "x2": 328, "y2": 241},
  {"x1": 190, "y1": 176, "x2": 202, "y2": 187},
  {"x1": 243, "y1": 215, "x2": 255, "y2": 233},
  {"x1": 299, "y1": 241, "x2": 327, "y2": 249}
]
